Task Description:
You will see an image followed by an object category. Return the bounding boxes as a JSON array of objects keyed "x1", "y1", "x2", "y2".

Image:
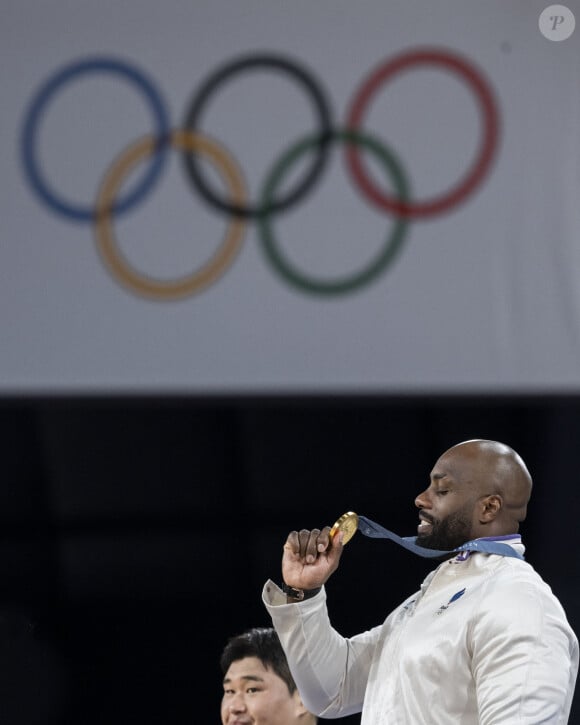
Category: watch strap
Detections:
[{"x1": 281, "y1": 583, "x2": 322, "y2": 601}]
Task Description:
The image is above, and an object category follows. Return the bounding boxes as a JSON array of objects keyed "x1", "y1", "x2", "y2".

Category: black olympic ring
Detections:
[{"x1": 181, "y1": 53, "x2": 334, "y2": 219}]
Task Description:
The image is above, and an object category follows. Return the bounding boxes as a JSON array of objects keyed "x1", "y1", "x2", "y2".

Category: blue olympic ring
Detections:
[{"x1": 21, "y1": 57, "x2": 171, "y2": 222}]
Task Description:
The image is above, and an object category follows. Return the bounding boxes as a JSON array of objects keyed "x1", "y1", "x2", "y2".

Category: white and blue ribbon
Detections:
[{"x1": 357, "y1": 515, "x2": 525, "y2": 560}]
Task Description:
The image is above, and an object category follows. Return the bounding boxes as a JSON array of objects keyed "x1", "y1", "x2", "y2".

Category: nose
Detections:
[
  {"x1": 415, "y1": 488, "x2": 431, "y2": 510},
  {"x1": 229, "y1": 693, "x2": 246, "y2": 713}
]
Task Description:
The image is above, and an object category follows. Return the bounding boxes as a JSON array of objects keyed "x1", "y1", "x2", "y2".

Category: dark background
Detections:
[{"x1": 0, "y1": 394, "x2": 578, "y2": 724}]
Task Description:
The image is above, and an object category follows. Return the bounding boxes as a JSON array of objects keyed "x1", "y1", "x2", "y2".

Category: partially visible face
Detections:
[
  {"x1": 221, "y1": 656, "x2": 302, "y2": 725},
  {"x1": 414, "y1": 449, "x2": 483, "y2": 550}
]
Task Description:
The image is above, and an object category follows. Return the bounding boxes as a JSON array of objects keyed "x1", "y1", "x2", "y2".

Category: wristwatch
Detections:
[{"x1": 281, "y1": 582, "x2": 322, "y2": 602}]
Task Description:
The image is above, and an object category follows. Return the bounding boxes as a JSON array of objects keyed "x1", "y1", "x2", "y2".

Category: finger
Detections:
[
  {"x1": 296, "y1": 528, "x2": 321, "y2": 562},
  {"x1": 327, "y1": 528, "x2": 345, "y2": 563},
  {"x1": 284, "y1": 530, "x2": 301, "y2": 556},
  {"x1": 316, "y1": 525, "x2": 332, "y2": 553}
]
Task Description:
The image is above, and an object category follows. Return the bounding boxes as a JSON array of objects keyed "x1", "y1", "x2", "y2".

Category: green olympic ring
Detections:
[{"x1": 257, "y1": 130, "x2": 410, "y2": 295}]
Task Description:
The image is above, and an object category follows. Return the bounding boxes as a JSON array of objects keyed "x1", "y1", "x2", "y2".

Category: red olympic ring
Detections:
[{"x1": 345, "y1": 47, "x2": 500, "y2": 219}]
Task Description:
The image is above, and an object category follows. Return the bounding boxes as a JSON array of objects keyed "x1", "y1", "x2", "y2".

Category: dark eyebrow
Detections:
[{"x1": 223, "y1": 674, "x2": 265, "y2": 685}]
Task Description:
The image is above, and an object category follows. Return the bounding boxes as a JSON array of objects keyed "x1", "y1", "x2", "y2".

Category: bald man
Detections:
[{"x1": 263, "y1": 439, "x2": 579, "y2": 724}]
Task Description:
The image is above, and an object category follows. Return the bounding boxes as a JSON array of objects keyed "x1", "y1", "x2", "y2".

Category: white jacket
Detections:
[{"x1": 263, "y1": 539, "x2": 578, "y2": 724}]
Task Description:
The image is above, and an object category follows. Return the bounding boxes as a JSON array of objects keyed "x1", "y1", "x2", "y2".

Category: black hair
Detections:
[{"x1": 220, "y1": 626, "x2": 297, "y2": 695}]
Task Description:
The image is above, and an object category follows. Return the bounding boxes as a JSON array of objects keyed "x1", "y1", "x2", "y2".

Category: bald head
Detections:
[{"x1": 439, "y1": 439, "x2": 532, "y2": 532}]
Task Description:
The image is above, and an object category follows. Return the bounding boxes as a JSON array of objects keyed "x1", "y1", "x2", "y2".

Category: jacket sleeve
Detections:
[
  {"x1": 469, "y1": 573, "x2": 579, "y2": 724},
  {"x1": 262, "y1": 579, "x2": 380, "y2": 718}
]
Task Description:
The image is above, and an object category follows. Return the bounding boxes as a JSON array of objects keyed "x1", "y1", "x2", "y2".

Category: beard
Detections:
[{"x1": 416, "y1": 505, "x2": 473, "y2": 551}]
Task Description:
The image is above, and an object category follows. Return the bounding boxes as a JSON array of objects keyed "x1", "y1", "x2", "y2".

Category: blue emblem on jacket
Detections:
[{"x1": 436, "y1": 587, "x2": 466, "y2": 615}]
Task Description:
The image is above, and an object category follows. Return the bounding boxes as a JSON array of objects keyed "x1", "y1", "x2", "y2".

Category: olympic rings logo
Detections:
[{"x1": 21, "y1": 49, "x2": 500, "y2": 300}]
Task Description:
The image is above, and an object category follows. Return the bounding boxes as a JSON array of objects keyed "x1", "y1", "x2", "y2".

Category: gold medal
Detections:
[{"x1": 329, "y1": 511, "x2": 359, "y2": 545}]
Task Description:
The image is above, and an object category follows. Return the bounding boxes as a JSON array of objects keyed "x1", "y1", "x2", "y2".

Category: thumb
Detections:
[{"x1": 324, "y1": 530, "x2": 345, "y2": 569}]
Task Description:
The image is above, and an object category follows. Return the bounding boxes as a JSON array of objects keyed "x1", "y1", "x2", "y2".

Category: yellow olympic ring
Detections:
[{"x1": 94, "y1": 130, "x2": 247, "y2": 300}]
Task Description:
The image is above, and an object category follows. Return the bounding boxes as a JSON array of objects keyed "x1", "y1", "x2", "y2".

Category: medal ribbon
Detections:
[{"x1": 357, "y1": 515, "x2": 525, "y2": 560}]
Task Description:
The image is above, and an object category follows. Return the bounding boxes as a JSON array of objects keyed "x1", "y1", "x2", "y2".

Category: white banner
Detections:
[{"x1": 2, "y1": 0, "x2": 580, "y2": 393}]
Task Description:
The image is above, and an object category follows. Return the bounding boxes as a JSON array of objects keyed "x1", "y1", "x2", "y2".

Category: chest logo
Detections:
[{"x1": 435, "y1": 587, "x2": 466, "y2": 615}]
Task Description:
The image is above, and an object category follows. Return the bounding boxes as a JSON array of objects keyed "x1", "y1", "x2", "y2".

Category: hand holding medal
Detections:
[{"x1": 280, "y1": 512, "x2": 359, "y2": 600}]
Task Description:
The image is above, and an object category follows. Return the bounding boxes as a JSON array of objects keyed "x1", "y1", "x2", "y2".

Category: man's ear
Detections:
[
  {"x1": 480, "y1": 494, "x2": 502, "y2": 522},
  {"x1": 292, "y1": 690, "x2": 311, "y2": 720}
]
